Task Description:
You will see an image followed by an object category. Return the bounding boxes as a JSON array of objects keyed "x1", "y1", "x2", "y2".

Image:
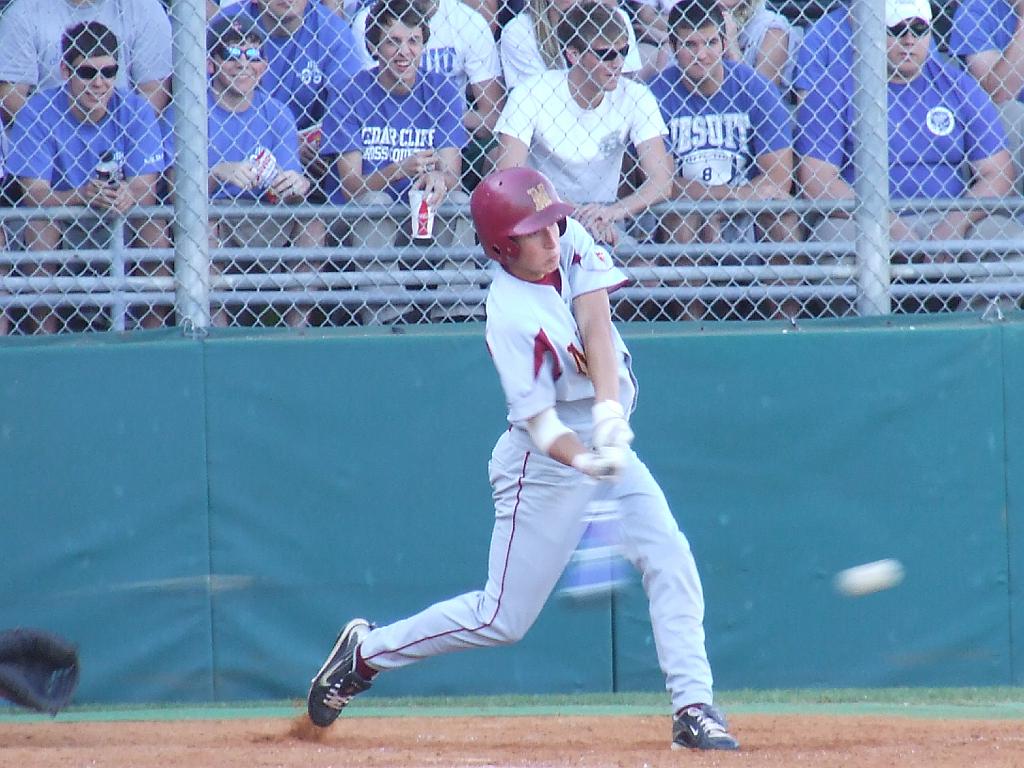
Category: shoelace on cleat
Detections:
[
  {"x1": 323, "y1": 683, "x2": 357, "y2": 711},
  {"x1": 689, "y1": 708, "x2": 729, "y2": 738}
]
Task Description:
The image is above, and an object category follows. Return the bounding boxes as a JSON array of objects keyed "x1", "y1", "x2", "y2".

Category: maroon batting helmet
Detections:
[{"x1": 470, "y1": 167, "x2": 574, "y2": 263}]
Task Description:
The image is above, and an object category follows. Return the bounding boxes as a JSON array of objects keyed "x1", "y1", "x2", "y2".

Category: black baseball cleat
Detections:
[
  {"x1": 671, "y1": 703, "x2": 740, "y2": 750},
  {"x1": 307, "y1": 618, "x2": 374, "y2": 727}
]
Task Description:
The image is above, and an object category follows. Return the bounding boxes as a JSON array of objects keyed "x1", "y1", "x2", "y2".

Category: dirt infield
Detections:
[{"x1": 2, "y1": 713, "x2": 1023, "y2": 768}]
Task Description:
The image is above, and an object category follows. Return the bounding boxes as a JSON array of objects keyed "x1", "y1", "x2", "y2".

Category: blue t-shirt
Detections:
[
  {"x1": 648, "y1": 60, "x2": 792, "y2": 185},
  {"x1": 218, "y1": 4, "x2": 363, "y2": 130},
  {"x1": 207, "y1": 89, "x2": 301, "y2": 200},
  {"x1": 7, "y1": 86, "x2": 166, "y2": 189},
  {"x1": 948, "y1": 0, "x2": 1023, "y2": 100},
  {"x1": 792, "y1": 8, "x2": 852, "y2": 96},
  {"x1": 321, "y1": 68, "x2": 467, "y2": 202},
  {"x1": 796, "y1": 55, "x2": 1007, "y2": 200}
]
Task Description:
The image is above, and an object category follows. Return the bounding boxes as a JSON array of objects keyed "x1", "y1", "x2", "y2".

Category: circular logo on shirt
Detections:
[
  {"x1": 926, "y1": 106, "x2": 955, "y2": 137},
  {"x1": 598, "y1": 133, "x2": 625, "y2": 157}
]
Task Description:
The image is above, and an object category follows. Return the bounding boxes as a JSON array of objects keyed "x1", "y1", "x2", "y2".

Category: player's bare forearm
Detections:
[
  {"x1": 573, "y1": 289, "x2": 620, "y2": 404},
  {"x1": 524, "y1": 408, "x2": 606, "y2": 473},
  {"x1": 547, "y1": 430, "x2": 589, "y2": 468},
  {"x1": 548, "y1": 429, "x2": 626, "y2": 480}
]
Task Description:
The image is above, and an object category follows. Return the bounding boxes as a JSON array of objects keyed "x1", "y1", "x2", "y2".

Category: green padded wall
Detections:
[
  {"x1": 200, "y1": 328, "x2": 613, "y2": 701},
  {"x1": 615, "y1": 319, "x2": 1012, "y2": 691},
  {"x1": 999, "y1": 322, "x2": 1024, "y2": 685},
  {"x1": 0, "y1": 333, "x2": 214, "y2": 702},
  {"x1": 2, "y1": 316, "x2": 1022, "y2": 704}
]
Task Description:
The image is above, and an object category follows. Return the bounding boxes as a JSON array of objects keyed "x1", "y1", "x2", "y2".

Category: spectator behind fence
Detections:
[
  {"x1": 0, "y1": 0, "x2": 172, "y2": 124},
  {"x1": 790, "y1": 1, "x2": 850, "y2": 105},
  {"x1": 214, "y1": 0, "x2": 363, "y2": 200},
  {"x1": 649, "y1": 0, "x2": 798, "y2": 320},
  {"x1": 619, "y1": 0, "x2": 673, "y2": 77},
  {"x1": 714, "y1": 0, "x2": 802, "y2": 91},
  {"x1": 319, "y1": 0, "x2": 373, "y2": 24},
  {"x1": 204, "y1": 14, "x2": 326, "y2": 327},
  {"x1": 797, "y1": 0, "x2": 1022, "y2": 257},
  {"x1": 495, "y1": 2, "x2": 671, "y2": 248},
  {"x1": 499, "y1": 0, "x2": 652, "y2": 86},
  {"x1": 321, "y1": 0, "x2": 474, "y2": 324},
  {"x1": 6, "y1": 21, "x2": 168, "y2": 334},
  {"x1": 630, "y1": 0, "x2": 800, "y2": 89},
  {"x1": 949, "y1": 0, "x2": 1024, "y2": 193},
  {"x1": 348, "y1": 0, "x2": 504, "y2": 190},
  {"x1": 791, "y1": 0, "x2": 945, "y2": 104}
]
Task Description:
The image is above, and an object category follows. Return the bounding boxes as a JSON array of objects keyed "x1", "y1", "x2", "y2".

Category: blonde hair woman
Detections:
[
  {"x1": 499, "y1": 0, "x2": 651, "y2": 86},
  {"x1": 717, "y1": 0, "x2": 802, "y2": 89}
]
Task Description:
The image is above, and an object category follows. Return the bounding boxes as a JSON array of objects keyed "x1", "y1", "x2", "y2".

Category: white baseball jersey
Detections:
[
  {"x1": 357, "y1": 217, "x2": 717, "y2": 713},
  {"x1": 486, "y1": 218, "x2": 637, "y2": 432},
  {"x1": 495, "y1": 71, "x2": 668, "y2": 204}
]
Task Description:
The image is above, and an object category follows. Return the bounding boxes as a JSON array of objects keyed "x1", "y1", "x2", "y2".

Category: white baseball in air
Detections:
[{"x1": 834, "y1": 559, "x2": 905, "y2": 597}]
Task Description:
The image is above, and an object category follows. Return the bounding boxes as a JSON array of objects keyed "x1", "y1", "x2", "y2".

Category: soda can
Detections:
[{"x1": 94, "y1": 149, "x2": 123, "y2": 186}]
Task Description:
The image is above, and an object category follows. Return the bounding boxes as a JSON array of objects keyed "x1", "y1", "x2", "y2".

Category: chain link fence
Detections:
[{"x1": 0, "y1": 0, "x2": 1022, "y2": 334}]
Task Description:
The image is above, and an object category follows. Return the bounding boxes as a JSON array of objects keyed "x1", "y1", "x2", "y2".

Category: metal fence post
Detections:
[
  {"x1": 110, "y1": 215, "x2": 126, "y2": 331},
  {"x1": 169, "y1": 0, "x2": 211, "y2": 331},
  {"x1": 851, "y1": 0, "x2": 892, "y2": 315}
]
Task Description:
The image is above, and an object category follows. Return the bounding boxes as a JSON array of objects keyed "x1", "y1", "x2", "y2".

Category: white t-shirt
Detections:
[
  {"x1": 0, "y1": 0, "x2": 172, "y2": 90},
  {"x1": 499, "y1": 8, "x2": 642, "y2": 89},
  {"x1": 351, "y1": 0, "x2": 501, "y2": 94},
  {"x1": 486, "y1": 217, "x2": 636, "y2": 429},
  {"x1": 495, "y1": 70, "x2": 667, "y2": 204}
]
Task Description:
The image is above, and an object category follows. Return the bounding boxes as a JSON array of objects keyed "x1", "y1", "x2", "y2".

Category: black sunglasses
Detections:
[
  {"x1": 218, "y1": 45, "x2": 263, "y2": 62},
  {"x1": 590, "y1": 44, "x2": 629, "y2": 62},
  {"x1": 74, "y1": 63, "x2": 119, "y2": 80},
  {"x1": 887, "y1": 20, "x2": 930, "y2": 38}
]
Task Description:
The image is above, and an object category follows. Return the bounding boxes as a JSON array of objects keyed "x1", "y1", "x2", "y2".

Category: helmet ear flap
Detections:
[
  {"x1": 502, "y1": 236, "x2": 521, "y2": 263},
  {"x1": 484, "y1": 240, "x2": 503, "y2": 261}
]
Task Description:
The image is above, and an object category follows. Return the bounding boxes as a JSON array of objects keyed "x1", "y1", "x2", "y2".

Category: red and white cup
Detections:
[
  {"x1": 298, "y1": 122, "x2": 323, "y2": 151},
  {"x1": 408, "y1": 188, "x2": 435, "y2": 241},
  {"x1": 250, "y1": 148, "x2": 280, "y2": 203}
]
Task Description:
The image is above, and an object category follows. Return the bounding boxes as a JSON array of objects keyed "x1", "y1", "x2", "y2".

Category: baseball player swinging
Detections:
[{"x1": 306, "y1": 166, "x2": 738, "y2": 751}]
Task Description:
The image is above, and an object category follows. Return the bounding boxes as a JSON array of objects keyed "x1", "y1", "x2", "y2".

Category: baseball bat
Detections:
[{"x1": 558, "y1": 495, "x2": 631, "y2": 601}]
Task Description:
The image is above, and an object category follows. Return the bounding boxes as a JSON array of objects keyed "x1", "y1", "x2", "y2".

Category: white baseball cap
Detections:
[{"x1": 885, "y1": 0, "x2": 932, "y2": 27}]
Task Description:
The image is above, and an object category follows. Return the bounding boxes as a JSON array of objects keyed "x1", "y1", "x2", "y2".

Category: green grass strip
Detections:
[{"x1": 3, "y1": 689, "x2": 1024, "y2": 723}]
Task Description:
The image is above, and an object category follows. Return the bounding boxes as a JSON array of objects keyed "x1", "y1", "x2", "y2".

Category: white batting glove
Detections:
[
  {"x1": 572, "y1": 447, "x2": 627, "y2": 481},
  {"x1": 591, "y1": 400, "x2": 634, "y2": 451}
]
